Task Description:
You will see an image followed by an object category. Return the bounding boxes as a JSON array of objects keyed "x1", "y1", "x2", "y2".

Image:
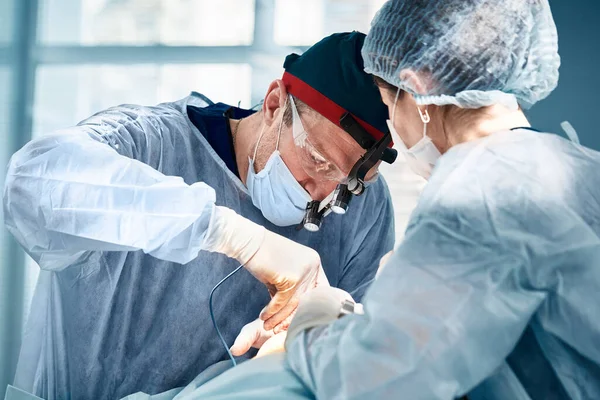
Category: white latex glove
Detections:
[
  {"x1": 285, "y1": 286, "x2": 357, "y2": 349},
  {"x1": 255, "y1": 331, "x2": 288, "y2": 358},
  {"x1": 231, "y1": 308, "x2": 299, "y2": 357},
  {"x1": 230, "y1": 317, "x2": 289, "y2": 358},
  {"x1": 204, "y1": 206, "x2": 329, "y2": 330},
  {"x1": 230, "y1": 318, "x2": 274, "y2": 357}
]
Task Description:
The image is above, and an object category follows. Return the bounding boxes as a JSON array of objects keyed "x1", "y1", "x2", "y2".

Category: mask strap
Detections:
[
  {"x1": 252, "y1": 124, "x2": 267, "y2": 162},
  {"x1": 251, "y1": 96, "x2": 289, "y2": 161},
  {"x1": 391, "y1": 88, "x2": 400, "y2": 124},
  {"x1": 418, "y1": 106, "x2": 430, "y2": 138},
  {"x1": 276, "y1": 96, "x2": 289, "y2": 151}
]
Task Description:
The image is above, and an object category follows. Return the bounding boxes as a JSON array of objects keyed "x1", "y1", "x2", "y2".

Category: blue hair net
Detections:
[{"x1": 362, "y1": 0, "x2": 560, "y2": 109}]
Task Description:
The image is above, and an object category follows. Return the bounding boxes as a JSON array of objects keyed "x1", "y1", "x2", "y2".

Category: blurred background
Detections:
[{"x1": 0, "y1": 0, "x2": 599, "y2": 394}]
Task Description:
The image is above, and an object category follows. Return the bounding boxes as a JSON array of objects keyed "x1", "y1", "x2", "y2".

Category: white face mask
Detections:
[
  {"x1": 386, "y1": 89, "x2": 441, "y2": 179},
  {"x1": 246, "y1": 106, "x2": 312, "y2": 226}
]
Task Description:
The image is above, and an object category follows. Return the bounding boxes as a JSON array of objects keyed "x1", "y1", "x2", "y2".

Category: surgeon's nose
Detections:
[{"x1": 303, "y1": 179, "x2": 338, "y2": 202}]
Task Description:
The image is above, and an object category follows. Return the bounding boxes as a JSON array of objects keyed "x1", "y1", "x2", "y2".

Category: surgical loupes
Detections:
[{"x1": 301, "y1": 113, "x2": 397, "y2": 231}]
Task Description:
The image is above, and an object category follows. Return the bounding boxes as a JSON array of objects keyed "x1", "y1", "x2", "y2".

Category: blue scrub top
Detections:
[{"x1": 187, "y1": 103, "x2": 256, "y2": 178}]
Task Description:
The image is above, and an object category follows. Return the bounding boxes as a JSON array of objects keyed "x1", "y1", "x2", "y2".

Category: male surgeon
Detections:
[{"x1": 3, "y1": 32, "x2": 395, "y2": 399}]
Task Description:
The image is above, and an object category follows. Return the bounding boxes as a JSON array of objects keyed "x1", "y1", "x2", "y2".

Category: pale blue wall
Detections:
[{"x1": 528, "y1": 0, "x2": 600, "y2": 149}]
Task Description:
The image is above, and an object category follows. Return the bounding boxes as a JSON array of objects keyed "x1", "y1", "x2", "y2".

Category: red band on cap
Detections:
[{"x1": 282, "y1": 71, "x2": 391, "y2": 147}]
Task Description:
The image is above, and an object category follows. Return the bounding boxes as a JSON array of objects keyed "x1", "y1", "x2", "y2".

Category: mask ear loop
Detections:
[
  {"x1": 276, "y1": 96, "x2": 289, "y2": 151},
  {"x1": 418, "y1": 106, "x2": 430, "y2": 137},
  {"x1": 251, "y1": 95, "x2": 289, "y2": 163},
  {"x1": 252, "y1": 126, "x2": 266, "y2": 164},
  {"x1": 391, "y1": 88, "x2": 401, "y2": 125}
]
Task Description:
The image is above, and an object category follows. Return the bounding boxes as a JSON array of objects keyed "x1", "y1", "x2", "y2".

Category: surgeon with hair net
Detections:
[
  {"x1": 172, "y1": 0, "x2": 600, "y2": 399},
  {"x1": 2, "y1": 32, "x2": 396, "y2": 400}
]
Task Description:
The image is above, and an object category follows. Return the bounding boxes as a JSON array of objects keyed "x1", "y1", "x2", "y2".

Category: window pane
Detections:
[
  {"x1": 0, "y1": 66, "x2": 14, "y2": 327},
  {"x1": 274, "y1": 0, "x2": 325, "y2": 46},
  {"x1": 368, "y1": 0, "x2": 388, "y2": 22},
  {"x1": 33, "y1": 64, "x2": 251, "y2": 136},
  {"x1": 39, "y1": 0, "x2": 255, "y2": 45},
  {"x1": 274, "y1": 0, "x2": 387, "y2": 46},
  {"x1": 0, "y1": 67, "x2": 10, "y2": 184},
  {"x1": 0, "y1": 67, "x2": 9, "y2": 139},
  {"x1": 0, "y1": 0, "x2": 14, "y2": 45}
]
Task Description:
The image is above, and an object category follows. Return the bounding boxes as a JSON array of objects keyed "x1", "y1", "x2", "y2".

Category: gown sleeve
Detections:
[
  {"x1": 3, "y1": 103, "x2": 217, "y2": 270},
  {"x1": 286, "y1": 193, "x2": 551, "y2": 399}
]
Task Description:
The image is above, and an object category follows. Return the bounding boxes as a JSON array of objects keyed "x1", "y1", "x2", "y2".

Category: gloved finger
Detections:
[
  {"x1": 230, "y1": 321, "x2": 260, "y2": 356},
  {"x1": 260, "y1": 263, "x2": 322, "y2": 326},
  {"x1": 261, "y1": 293, "x2": 300, "y2": 331},
  {"x1": 255, "y1": 331, "x2": 288, "y2": 358},
  {"x1": 315, "y1": 266, "x2": 330, "y2": 287},
  {"x1": 259, "y1": 285, "x2": 294, "y2": 323},
  {"x1": 263, "y1": 268, "x2": 325, "y2": 331},
  {"x1": 269, "y1": 283, "x2": 342, "y2": 333},
  {"x1": 271, "y1": 311, "x2": 296, "y2": 335},
  {"x1": 230, "y1": 319, "x2": 273, "y2": 356}
]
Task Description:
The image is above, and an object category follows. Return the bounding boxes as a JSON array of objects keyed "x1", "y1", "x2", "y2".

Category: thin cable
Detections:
[{"x1": 209, "y1": 263, "x2": 245, "y2": 367}]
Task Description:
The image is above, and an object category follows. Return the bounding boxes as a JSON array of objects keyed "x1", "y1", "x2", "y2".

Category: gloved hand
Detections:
[
  {"x1": 231, "y1": 309, "x2": 297, "y2": 357},
  {"x1": 284, "y1": 286, "x2": 357, "y2": 349},
  {"x1": 230, "y1": 318, "x2": 274, "y2": 357},
  {"x1": 204, "y1": 206, "x2": 329, "y2": 330},
  {"x1": 246, "y1": 230, "x2": 329, "y2": 330},
  {"x1": 255, "y1": 331, "x2": 288, "y2": 358}
]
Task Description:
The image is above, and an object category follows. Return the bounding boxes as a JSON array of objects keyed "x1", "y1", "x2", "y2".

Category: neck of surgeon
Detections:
[
  {"x1": 229, "y1": 111, "x2": 265, "y2": 185},
  {"x1": 440, "y1": 103, "x2": 531, "y2": 151}
]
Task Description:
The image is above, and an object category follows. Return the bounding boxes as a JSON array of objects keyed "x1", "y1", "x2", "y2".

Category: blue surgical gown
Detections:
[
  {"x1": 283, "y1": 129, "x2": 600, "y2": 399},
  {"x1": 2, "y1": 94, "x2": 395, "y2": 400}
]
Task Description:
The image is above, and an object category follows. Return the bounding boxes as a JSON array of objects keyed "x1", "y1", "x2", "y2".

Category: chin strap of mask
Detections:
[{"x1": 301, "y1": 113, "x2": 397, "y2": 232}]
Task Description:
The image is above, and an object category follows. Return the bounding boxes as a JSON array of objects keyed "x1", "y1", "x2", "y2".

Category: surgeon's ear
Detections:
[
  {"x1": 399, "y1": 70, "x2": 429, "y2": 95},
  {"x1": 262, "y1": 79, "x2": 289, "y2": 127}
]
